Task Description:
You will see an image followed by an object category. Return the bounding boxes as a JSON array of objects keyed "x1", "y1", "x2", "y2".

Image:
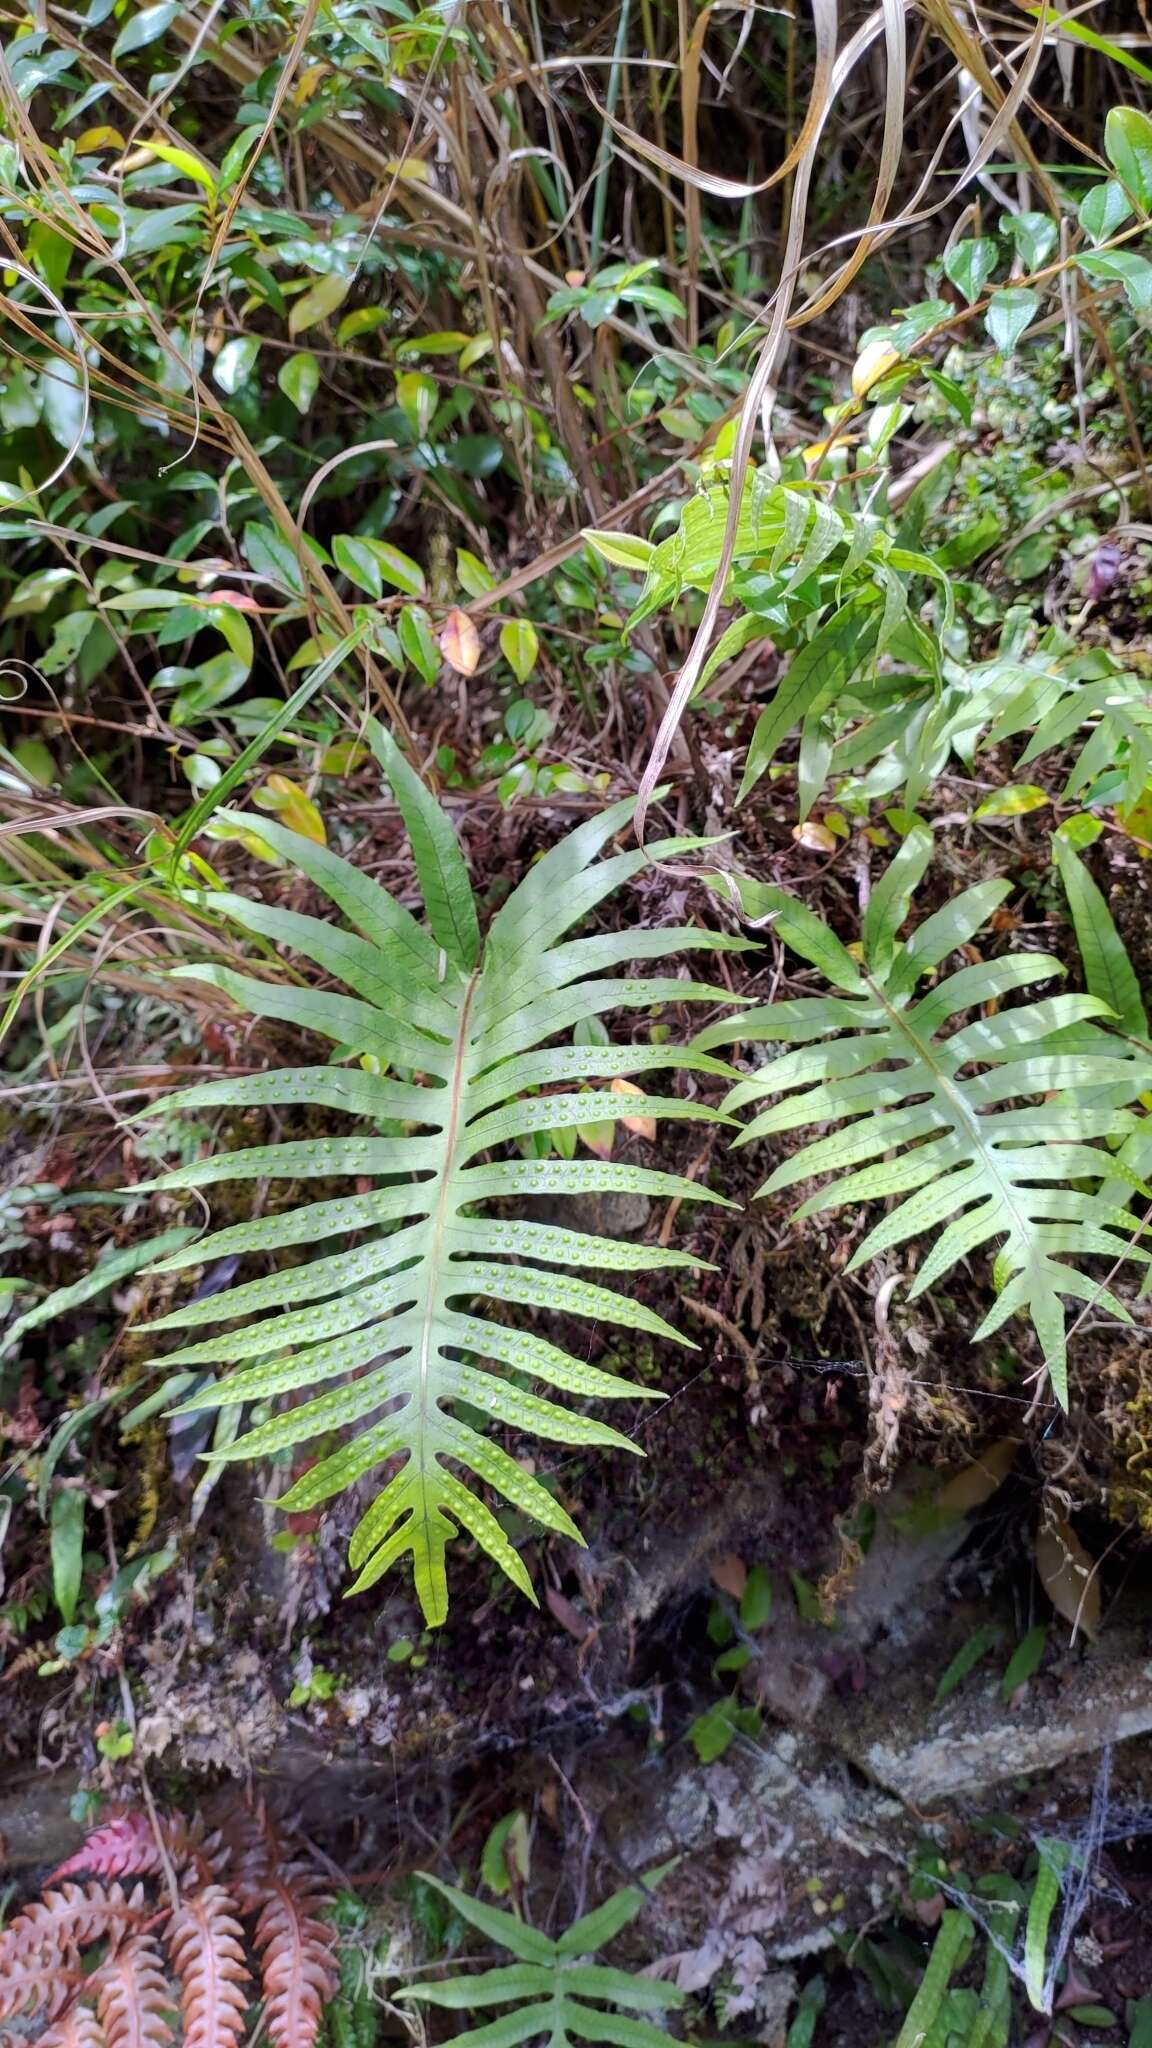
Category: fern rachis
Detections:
[
  {"x1": 136, "y1": 726, "x2": 743, "y2": 1623},
  {"x1": 699, "y1": 820, "x2": 1152, "y2": 1402}
]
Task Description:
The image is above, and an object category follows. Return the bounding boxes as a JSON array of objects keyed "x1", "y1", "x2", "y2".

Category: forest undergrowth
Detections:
[{"x1": 2, "y1": 1, "x2": 1152, "y2": 2043}]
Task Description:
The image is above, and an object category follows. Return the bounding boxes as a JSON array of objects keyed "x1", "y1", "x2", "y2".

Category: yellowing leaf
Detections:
[
  {"x1": 974, "y1": 784, "x2": 1049, "y2": 819},
  {"x1": 611, "y1": 1077, "x2": 656, "y2": 1140},
  {"x1": 793, "y1": 820, "x2": 837, "y2": 853},
  {"x1": 459, "y1": 335, "x2": 494, "y2": 371},
  {"x1": 288, "y1": 272, "x2": 351, "y2": 337},
  {"x1": 439, "y1": 608, "x2": 480, "y2": 676},
  {"x1": 143, "y1": 139, "x2": 217, "y2": 195},
  {"x1": 254, "y1": 774, "x2": 326, "y2": 844},
  {"x1": 852, "y1": 338, "x2": 901, "y2": 397},
  {"x1": 1036, "y1": 1505, "x2": 1100, "y2": 1640},
  {"x1": 383, "y1": 156, "x2": 430, "y2": 183},
  {"x1": 76, "y1": 127, "x2": 126, "y2": 152}
]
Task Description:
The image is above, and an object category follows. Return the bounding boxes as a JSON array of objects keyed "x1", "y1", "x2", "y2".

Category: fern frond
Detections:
[
  {"x1": 699, "y1": 822, "x2": 1152, "y2": 1405},
  {"x1": 138, "y1": 740, "x2": 741, "y2": 1622},
  {"x1": 50, "y1": 1810, "x2": 163, "y2": 1884},
  {"x1": 401, "y1": 1869, "x2": 684, "y2": 2048},
  {"x1": 167, "y1": 1884, "x2": 250, "y2": 2048},
  {"x1": 249, "y1": 1858, "x2": 338, "y2": 2048},
  {"x1": 0, "y1": 1884, "x2": 144, "y2": 2021},
  {"x1": 92, "y1": 1934, "x2": 174, "y2": 2048},
  {"x1": 33, "y1": 2003, "x2": 106, "y2": 2047},
  {"x1": 226, "y1": 1804, "x2": 337, "y2": 2048}
]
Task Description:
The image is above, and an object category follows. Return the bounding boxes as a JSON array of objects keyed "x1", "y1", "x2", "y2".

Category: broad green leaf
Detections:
[
  {"x1": 583, "y1": 530, "x2": 657, "y2": 572},
  {"x1": 1105, "y1": 105, "x2": 1152, "y2": 210},
  {"x1": 1077, "y1": 249, "x2": 1152, "y2": 310},
  {"x1": 396, "y1": 369, "x2": 437, "y2": 436},
  {"x1": 112, "y1": 1, "x2": 178, "y2": 57},
  {"x1": 333, "y1": 533, "x2": 384, "y2": 599},
  {"x1": 984, "y1": 287, "x2": 1038, "y2": 353},
  {"x1": 457, "y1": 549, "x2": 496, "y2": 596},
  {"x1": 213, "y1": 336, "x2": 260, "y2": 394},
  {"x1": 399, "y1": 604, "x2": 441, "y2": 683},
  {"x1": 41, "y1": 359, "x2": 86, "y2": 449},
  {"x1": 278, "y1": 351, "x2": 320, "y2": 414},
  {"x1": 288, "y1": 272, "x2": 351, "y2": 336},
  {"x1": 1001, "y1": 209, "x2": 1058, "y2": 271},
  {"x1": 500, "y1": 620, "x2": 539, "y2": 683},
  {"x1": 50, "y1": 1488, "x2": 86, "y2": 1625},
  {"x1": 1078, "y1": 179, "x2": 1132, "y2": 244},
  {"x1": 943, "y1": 236, "x2": 999, "y2": 304},
  {"x1": 243, "y1": 522, "x2": 305, "y2": 597}
]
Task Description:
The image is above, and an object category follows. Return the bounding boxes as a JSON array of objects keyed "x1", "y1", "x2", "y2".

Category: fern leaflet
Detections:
[
  {"x1": 401, "y1": 1866, "x2": 683, "y2": 2048},
  {"x1": 137, "y1": 730, "x2": 742, "y2": 1622},
  {"x1": 699, "y1": 821, "x2": 1152, "y2": 1403}
]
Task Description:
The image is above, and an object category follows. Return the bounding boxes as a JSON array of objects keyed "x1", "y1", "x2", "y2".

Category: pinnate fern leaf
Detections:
[
  {"x1": 234, "y1": 1812, "x2": 338, "y2": 2048},
  {"x1": 699, "y1": 821, "x2": 1152, "y2": 1404},
  {"x1": 168, "y1": 1885, "x2": 250, "y2": 2048},
  {"x1": 91, "y1": 1934, "x2": 174, "y2": 2048},
  {"x1": 400, "y1": 1867, "x2": 683, "y2": 2048},
  {"x1": 138, "y1": 731, "x2": 742, "y2": 1622},
  {"x1": 49, "y1": 1811, "x2": 164, "y2": 1885},
  {"x1": 0, "y1": 1883, "x2": 143, "y2": 2023}
]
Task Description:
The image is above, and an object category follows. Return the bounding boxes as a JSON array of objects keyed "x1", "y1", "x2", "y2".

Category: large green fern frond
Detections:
[
  {"x1": 698, "y1": 820, "x2": 1152, "y2": 1404},
  {"x1": 137, "y1": 728, "x2": 744, "y2": 1623}
]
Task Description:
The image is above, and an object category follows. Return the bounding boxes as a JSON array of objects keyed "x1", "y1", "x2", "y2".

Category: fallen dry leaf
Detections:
[
  {"x1": 439, "y1": 607, "x2": 480, "y2": 675},
  {"x1": 1036, "y1": 1503, "x2": 1100, "y2": 1641},
  {"x1": 936, "y1": 1437, "x2": 1021, "y2": 1518},
  {"x1": 611, "y1": 1077, "x2": 657, "y2": 1140},
  {"x1": 792, "y1": 820, "x2": 837, "y2": 853},
  {"x1": 709, "y1": 1553, "x2": 747, "y2": 1599}
]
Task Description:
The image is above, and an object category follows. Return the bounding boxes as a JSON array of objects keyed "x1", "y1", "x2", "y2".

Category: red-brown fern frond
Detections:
[
  {"x1": 250, "y1": 1856, "x2": 339, "y2": 2048},
  {"x1": 32, "y1": 1999, "x2": 105, "y2": 2047},
  {"x1": 92, "y1": 1932, "x2": 175, "y2": 2048},
  {"x1": 0, "y1": 1884, "x2": 144, "y2": 2022},
  {"x1": 167, "y1": 1883, "x2": 251, "y2": 2048},
  {"x1": 50, "y1": 1811, "x2": 162, "y2": 1884},
  {"x1": 229, "y1": 1802, "x2": 338, "y2": 2048}
]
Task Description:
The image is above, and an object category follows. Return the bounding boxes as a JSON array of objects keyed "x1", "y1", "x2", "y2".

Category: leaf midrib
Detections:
[{"x1": 413, "y1": 967, "x2": 479, "y2": 1528}]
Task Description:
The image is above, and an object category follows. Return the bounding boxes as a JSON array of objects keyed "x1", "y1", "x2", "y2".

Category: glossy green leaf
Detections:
[
  {"x1": 277, "y1": 351, "x2": 320, "y2": 414},
  {"x1": 1105, "y1": 105, "x2": 1152, "y2": 210},
  {"x1": 984, "y1": 287, "x2": 1038, "y2": 353},
  {"x1": 943, "y1": 237, "x2": 999, "y2": 304},
  {"x1": 288, "y1": 272, "x2": 351, "y2": 336},
  {"x1": 50, "y1": 1487, "x2": 85, "y2": 1625},
  {"x1": 112, "y1": 1, "x2": 178, "y2": 57},
  {"x1": 1078, "y1": 179, "x2": 1132, "y2": 244},
  {"x1": 500, "y1": 619, "x2": 539, "y2": 683}
]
